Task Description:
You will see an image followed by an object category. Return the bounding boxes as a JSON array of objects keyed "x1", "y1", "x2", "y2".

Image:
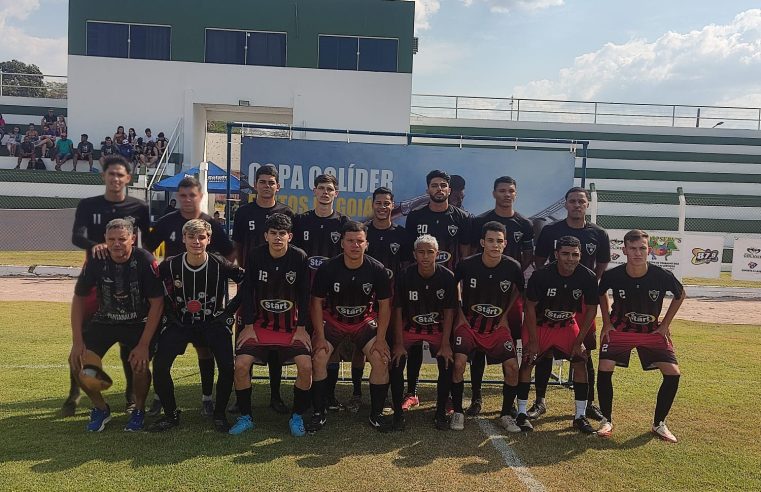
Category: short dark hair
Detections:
[
  {"x1": 481, "y1": 220, "x2": 506, "y2": 239},
  {"x1": 623, "y1": 229, "x2": 649, "y2": 245},
  {"x1": 102, "y1": 155, "x2": 131, "y2": 174},
  {"x1": 565, "y1": 187, "x2": 589, "y2": 200},
  {"x1": 341, "y1": 220, "x2": 367, "y2": 237},
  {"x1": 450, "y1": 175, "x2": 466, "y2": 191},
  {"x1": 145, "y1": 128, "x2": 151, "y2": 133},
  {"x1": 372, "y1": 186, "x2": 394, "y2": 201},
  {"x1": 426, "y1": 169, "x2": 450, "y2": 186},
  {"x1": 314, "y1": 173, "x2": 338, "y2": 188},
  {"x1": 265, "y1": 213, "x2": 293, "y2": 233},
  {"x1": 493, "y1": 176, "x2": 517, "y2": 190},
  {"x1": 556, "y1": 235, "x2": 581, "y2": 250},
  {"x1": 81, "y1": 134, "x2": 88, "y2": 139},
  {"x1": 256, "y1": 164, "x2": 279, "y2": 183},
  {"x1": 178, "y1": 176, "x2": 202, "y2": 191}
]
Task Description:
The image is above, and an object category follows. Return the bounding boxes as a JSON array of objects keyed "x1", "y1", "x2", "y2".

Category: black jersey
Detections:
[
  {"x1": 394, "y1": 264, "x2": 457, "y2": 335},
  {"x1": 471, "y1": 210, "x2": 534, "y2": 261},
  {"x1": 405, "y1": 204, "x2": 471, "y2": 270},
  {"x1": 72, "y1": 195, "x2": 150, "y2": 250},
  {"x1": 292, "y1": 210, "x2": 347, "y2": 272},
  {"x1": 312, "y1": 254, "x2": 391, "y2": 325},
  {"x1": 599, "y1": 264, "x2": 684, "y2": 334},
  {"x1": 159, "y1": 252, "x2": 244, "y2": 326},
  {"x1": 456, "y1": 254, "x2": 525, "y2": 334},
  {"x1": 144, "y1": 210, "x2": 234, "y2": 258},
  {"x1": 232, "y1": 201, "x2": 294, "y2": 264},
  {"x1": 366, "y1": 222, "x2": 412, "y2": 280},
  {"x1": 535, "y1": 220, "x2": 610, "y2": 270},
  {"x1": 526, "y1": 262, "x2": 599, "y2": 328},
  {"x1": 242, "y1": 245, "x2": 309, "y2": 332},
  {"x1": 74, "y1": 247, "x2": 162, "y2": 324}
]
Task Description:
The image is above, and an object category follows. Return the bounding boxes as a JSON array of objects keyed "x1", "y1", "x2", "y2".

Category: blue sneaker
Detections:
[
  {"x1": 124, "y1": 409, "x2": 145, "y2": 432},
  {"x1": 228, "y1": 415, "x2": 255, "y2": 435},
  {"x1": 289, "y1": 413, "x2": 306, "y2": 437},
  {"x1": 87, "y1": 405, "x2": 112, "y2": 432}
]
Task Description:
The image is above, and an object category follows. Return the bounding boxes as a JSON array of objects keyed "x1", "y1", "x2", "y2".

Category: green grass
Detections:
[
  {"x1": 0, "y1": 251, "x2": 84, "y2": 268},
  {"x1": 0, "y1": 301, "x2": 760, "y2": 491},
  {"x1": 682, "y1": 271, "x2": 761, "y2": 288}
]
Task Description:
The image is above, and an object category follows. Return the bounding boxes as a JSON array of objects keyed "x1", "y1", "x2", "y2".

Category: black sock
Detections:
[
  {"x1": 198, "y1": 357, "x2": 215, "y2": 397},
  {"x1": 119, "y1": 343, "x2": 133, "y2": 403},
  {"x1": 268, "y1": 351, "x2": 283, "y2": 401},
  {"x1": 654, "y1": 374, "x2": 680, "y2": 425},
  {"x1": 67, "y1": 370, "x2": 81, "y2": 401},
  {"x1": 573, "y1": 382, "x2": 588, "y2": 403},
  {"x1": 293, "y1": 386, "x2": 310, "y2": 415},
  {"x1": 326, "y1": 363, "x2": 339, "y2": 400},
  {"x1": 351, "y1": 366, "x2": 364, "y2": 396},
  {"x1": 501, "y1": 384, "x2": 517, "y2": 416},
  {"x1": 470, "y1": 352, "x2": 485, "y2": 401},
  {"x1": 369, "y1": 383, "x2": 389, "y2": 416},
  {"x1": 406, "y1": 344, "x2": 423, "y2": 395},
  {"x1": 597, "y1": 371, "x2": 613, "y2": 421},
  {"x1": 517, "y1": 381, "x2": 531, "y2": 402},
  {"x1": 311, "y1": 378, "x2": 327, "y2": 414},
  {"x1": 586, "y1": 357, "x2": 596, "y2": 402},
  {"x1": 451, "y1": 381, "x2": 465, "y2": 413},
  {"x1": 235, "y1": 387, "x2": 252, "y2": 418},
  {"x1": 390, "y1": 357, "x2": 407, "y2": 416},
  {"x1": 534, "y1": 357, "x2": 552, "y2": 400},
  {"x1": 436, "y1": 357, "x2": 453, "y2": 418}
]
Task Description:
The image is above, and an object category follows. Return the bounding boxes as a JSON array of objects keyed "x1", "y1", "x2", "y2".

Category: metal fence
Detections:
[{"x1": 0, "y1": 72, "x2": 67, "y2": 99}]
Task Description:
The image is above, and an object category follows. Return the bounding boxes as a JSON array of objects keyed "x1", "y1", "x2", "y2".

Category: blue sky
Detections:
[{"x1": 3, "y1": 0, "x2": 761, "y2": 107}]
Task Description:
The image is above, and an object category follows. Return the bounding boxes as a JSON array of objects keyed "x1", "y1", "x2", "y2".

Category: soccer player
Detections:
[
  {"x1": 596, "y1": 230, "x2": 685, "y2": 442},
  {"x1": 517, "y1": 236, "x2": 598, "y2": 434},
  {"x1": 466, "y1": 176, "x2": 534, "y2": 417},
  {"x1": 309, "y1": 221, "x2": 392, "y2": 432},
  {"x1": 69, "y1": 218, "x2": 163, "y2": 432},
  {"x1": 230, "y1": 213, "x2": 312, "y2": 437},
  {"x1": 531, "y1": 186, "x2": 610, "y2": 422},
  {"x1": 390, "y1": 234, "x2": 456, "y2": 431},
  {"x1": 402, "y1": 169, "x2": 470, "y2": 410},
  {"x1": 144, "y1": 176, "x2": 234, "y2": 417},
  {"x1": 63, "y1": 155, "x2": 150, "y2": 417},
  {"x1": 451, "y1": 221, "x2": 525, "y2": 432},
  {"x1": 232, "y1": 164, "x2": 294, "y2": 414},
  {"x1": 148, "y1": 219, "x2": 244, "y2": 433}
]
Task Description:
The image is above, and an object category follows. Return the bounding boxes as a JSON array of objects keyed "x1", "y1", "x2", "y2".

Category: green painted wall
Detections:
[{"x1": 69, "y1": 0, "x2": 415, "y2": 72}]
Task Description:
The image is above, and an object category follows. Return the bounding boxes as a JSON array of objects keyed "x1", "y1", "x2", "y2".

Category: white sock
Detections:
[
  {"x1": 202, "y1": 395, "x2": 213, "y2": 402},
  {"x1": 517, "y1": 399, "x2": 528, "y2": 415},
  {"x1": 575, "y1": 400, "x2": 587, "y2": 418}
]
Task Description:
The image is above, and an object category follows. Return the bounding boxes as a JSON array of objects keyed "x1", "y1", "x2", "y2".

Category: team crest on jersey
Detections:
[
  {"x1": 648, "y1": 290, "x2": 660, "y2": 301},
  {"x1": 390, "y1": 242, "x2": 400, "y2": 254},
  {"x1": 448, "y1": 225, "x2": 459, "y2": 237},
  {"x1": 436, "y1": 289, "x2": 445, "y2": 300},
  {"x1": 500, "y1": 280, "x2": 511, "y2": 293},
  {"x1": 572, "y1": 289, "x2": 582, "y2": 300},
  {"x1": 285, "y1": 271, "x2": 296, "y2": 285},
  {"x1": 503, "y1": 340, "x2": 514, "y2": 352},
  {"x1": 330, "y1": 231, "x2": 341, "y2": 244},
  {"x1": 385, "y1": 268, "x2": 394, "y2": 279},
  {"x1": 514, "y1": 232, "x2": 523, "y2": 243},
  {"x1": 362, "y1": 283, "x2": 373, "y2": 295},
  {"x1": 174, "y1": 279, "x2": 182, "y2": 288},
  {"x1": 586, "y1": 243, "x2": 597, "y2": 255}
]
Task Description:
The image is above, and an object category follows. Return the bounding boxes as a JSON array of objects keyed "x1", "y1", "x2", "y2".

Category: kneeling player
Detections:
[
  {"x1": 149, "y1": 219, "x2": 244, "y2": 433},
  {"x1": 390, "y1": 235, "x2": 456, "y2": 431},
  {"x1": 596, "y1": 230, "x2": 685, "y2": 442},
  {"x1": 517, "y1": 236, "x2": 598, "y2": 433},
  {"x1": 452, "y1": 221, "x2": 524, "y2": 432},
  {"x1": 310, "y1": 221, "x2": 392, "y2": 432},
  {"x1": 230, "y1": 214, "x2": 312, "y2": 437},
  {"x1": 69, "y1": 218, "x2": 163, "y2": 432}
]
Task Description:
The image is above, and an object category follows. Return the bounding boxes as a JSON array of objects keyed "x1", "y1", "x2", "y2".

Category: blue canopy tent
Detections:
[{"x1": 153, "y1": 162, "x2": 241, "y2": 192}]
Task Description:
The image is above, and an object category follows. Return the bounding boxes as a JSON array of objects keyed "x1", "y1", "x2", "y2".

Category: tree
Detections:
[{"x1": 0, "y1": 60, "x2": 45, "y2": 97}]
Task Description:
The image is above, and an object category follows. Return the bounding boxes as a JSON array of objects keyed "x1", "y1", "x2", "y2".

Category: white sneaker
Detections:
[
  {"x1": 450, "y1": 412, "x2": 465, "y2": 431},
  {"x1": 652, "y1": 421, "x2": 677, "y2": 443},
  {"x1": 597, "y1": 420, "x2": 613, "y2": 438},
  {"x1": 499, "y1": 415, "x2": 521, "y2": 433}
]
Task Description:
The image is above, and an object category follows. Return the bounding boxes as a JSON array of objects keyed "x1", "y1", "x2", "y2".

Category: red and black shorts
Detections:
[
  {"x1": 522, "y1": 321, "x2": 586, "y2": 364},
  {"x1": 574, "y1": 303, "x2": 597, "y2": 350},
  {"x1": 599, "y1": 330, "x2": 677, "y2": 370},
  {"x1": 236, "y1": 321, "x2": 310, "y2": 365},
  {"x1": 83, "y1": 320, "x2": 154, "y2": 359},
  {"x1": 323, "y1": 312, "x2": 378, "y2": 353},
  {"x1": 454, "y1": 323, "x2": 517, "y2": 364},
  {"x1": 507, "y1": 297, "x2": 524, "y2": 341},
  {"x1": 400, "y1": 330, "x2": 444, "y2": 358}
]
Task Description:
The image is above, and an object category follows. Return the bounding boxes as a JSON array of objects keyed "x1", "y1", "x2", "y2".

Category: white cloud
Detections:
[
  {"x1": 461, "y1": 0, "x2": 563, "y2": 14},
  {"x1": 413, "y1": 0, "x2": 441, "y2": 32},
  {"x1": 413, "y1": 39, "x2": 468, "y2": 76},
  {"x1": 0, "y1": 0, "x2": 67, "y2": 75}
]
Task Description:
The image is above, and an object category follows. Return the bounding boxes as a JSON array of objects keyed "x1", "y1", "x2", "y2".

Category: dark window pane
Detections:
[
  {"x1": 130, "y1": 25, "x2": 170, "y2": 61},
  {"x1": 318, "y1": 36, "x2": 358, "y2": 70},
  {"x1": 358, "y1": 38, "x2": 398, "y2": 72},
  {"x1": 87, "y1": 22, "x2": 128, "y2": 58},
  {"x1": 205, "y1": 29, "x2": 245, "y2": 65},
  {"x1": 247, "y1": 32, "x2": 286, "y2": 67}
]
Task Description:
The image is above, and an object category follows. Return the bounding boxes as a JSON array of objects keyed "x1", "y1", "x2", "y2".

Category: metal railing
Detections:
[
  {"x1": 145, "y1": 117, "x2": 183, "y2": 218},
  {"x1": 0, "y1": 72, "x2": 67, "y2": 99}
]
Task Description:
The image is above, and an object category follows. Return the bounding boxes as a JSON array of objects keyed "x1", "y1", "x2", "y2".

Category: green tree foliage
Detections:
[{"x1": 0, "y1": 60, "x2": 45, "y2": 97}]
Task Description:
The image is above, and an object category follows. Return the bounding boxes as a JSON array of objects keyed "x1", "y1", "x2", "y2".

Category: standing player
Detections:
[
  {"x1": 63, "y1": 155, "x2": 151, "y2": 417},
  {"x1": 596, "y1": 230, "x2": 685, "y2": 442},
  {"x1": 148, "y1": 219, "x2": 244, "y2": 433},
  {"x1": 69, "y1": 218, "x2": 163, "y2": 432},
  {"x1": 532, "y1": 187, "x2": 610, "y2": 422},
  {"x1": 516, "y1": 236, "x2": 598, "y2": 434},
  {"x1": 143, "y1": 176, "x2": 234, "y2": 417},
  {"x1": 390, "y1": 235, "x2": 456, "y2": 431},
  {"x1": 309, "y1": 221, "x2": 392, "y2": 432},
  {"x1": 451, "y1": 221, "x2": 525, "y2": 432},
  {"x1": 402, "y1": 170, "x2": 470, "y2": 410},
  {"x1": 230, "y1": 213, "x2": 312, "y2": 437},
  {"x1": 232, "y1": 164, "x2": 294, "y2": 414}
]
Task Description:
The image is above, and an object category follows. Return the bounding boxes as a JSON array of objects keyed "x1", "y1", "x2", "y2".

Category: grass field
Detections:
[{"x1": 1, "y1": 301, "x2": 759, "y2": 491}]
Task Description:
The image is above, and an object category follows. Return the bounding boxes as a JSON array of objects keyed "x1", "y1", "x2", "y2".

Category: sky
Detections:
[{"x1": 3, "y1": 0, "x2": 761, "y2": 108}]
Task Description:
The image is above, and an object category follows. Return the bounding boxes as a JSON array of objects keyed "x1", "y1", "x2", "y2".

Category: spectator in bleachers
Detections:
[
  {"x1": 74, "y1": 134, "x2": 94, "y2": 172},
  {"x1": 25, "y1": 123, "x2": 39, "y2": 146},
  {"x1": 127, "y1": 128, "x2": 138, "y2": 147},
  {"x1": 99, "y1": 136, "x2": 118, "y2": 168},
  {"x1": 41, "y1": 108, "x2": 57, "y2": 127},
  {"x1": 6, "y1": 127, "x2": 21, "y2": 157},
  {"x1": 143, "y1": 128, "x2": 155, "y2": 144},
  {"x1": 118, "y1": 136, "x2": 134, "y2": 162},
  {"x1": 0, "y1": 114, "x2": 5, "y2": 141},
  {"x1": 38, "y1": 124, "x2": 57, "y2": 159},
  {"x1": 162, "y1": 198, "x2": 177, "y2": 216},
  {"x1": 142, "y1": 140, "x2": 159, "y2": 168},
  {"x1": 54, "y1": 116, "x2": 67, "y2": 137},
  {"x1": 156, "y1": 131, "x2": 168, "y2": 156},
  {"x1": 15, "y1": 135, "x2": 35, "y2": 169},
  {"x1": 113, "y1": 125, "x2": 126, "y2": 145},
  {"x1": 54, "y1": 131, "x2": 75, "y2": 171}
]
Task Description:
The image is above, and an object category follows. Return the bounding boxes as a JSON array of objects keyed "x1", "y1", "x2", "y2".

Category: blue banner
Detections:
[{"x1": 240, "y1": 137, "x2": 576, "y2": 220}]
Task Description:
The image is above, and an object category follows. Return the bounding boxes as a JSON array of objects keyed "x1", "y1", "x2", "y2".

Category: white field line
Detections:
[{"x1": 476, "y1": 418, "x2": 547, "y2": 492}]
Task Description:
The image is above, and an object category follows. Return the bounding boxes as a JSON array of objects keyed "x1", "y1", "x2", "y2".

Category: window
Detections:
[
  {"x1": 206, "y1": 29, "x2": 246, "y2": 65},
  {"x1": 318, "y1": 35, "x2": 398, "y2": 72},
  {"x1": 206, "y1": 29, "x2": 286, "y2": 67},
  {"x1": 86, "y1": 21, "x2": 170, "y2": 61},
  {"x1": 247, "y1": 32, "x2": 287, "y2": 67}
]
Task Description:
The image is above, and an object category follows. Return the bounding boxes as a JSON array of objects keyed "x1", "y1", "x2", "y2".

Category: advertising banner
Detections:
[
  {"x1": 679, "y1": 234, "x2": 723, "y2": 278},
  {"x1": 731, "y1": 237, "x2": 761, "y2": 281},
  {"x1": 608, "y1": 229, "x2": 683, "y2": 278}
]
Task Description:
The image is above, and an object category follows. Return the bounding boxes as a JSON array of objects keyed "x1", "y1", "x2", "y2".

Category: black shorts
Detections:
[
  {"x1": 83, "y1": 321, "x2": 154, "y2": 359},
  {"x1": 156, "y1": 319, "x2": 234, "y2": 357}
]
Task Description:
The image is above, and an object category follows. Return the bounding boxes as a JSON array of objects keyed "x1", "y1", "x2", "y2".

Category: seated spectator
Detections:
[
  {"x1": 118, "y1": 139, "x2": 134, "y2": 161},
  {"x1": 54, "y1": 116, "x2": 67, "y2": 137},
  {"x1": 155, "y1": 132, "x2": 168, "y2": 155},
  {"x1": 25, "y1": 123, "x2": 39, "y2": 146},
  {"x1": 99, "y1": 137, "x2": 118, "y2": 167},
  {"x1": 113, "y1": 125, "x2": 126, "y2": 145},
  {"x1": 15, "y1": 136, "x2": 35, "y2": 169},
  {"x1": 6, "y1": 127, "x2": 22, "y2": 156},
  {"x1": 142, "y1": 140, "x2": 159, "y2": 168},
  {"x1": 127, "y1": 127, "x2": 138, "y2": 147},
  {"x1": 37, "y1": 124, "x2": 57, "y2": 159},
  {"x1": 41, "y1": 108, "x2": 57, "y2": 127},
  {"x1": 54, "y1": 131, "x2": 75, "y2": 171},
  {"x1": 213, "y1": 211, "x2": 226, "y2": 226},
  {"x1": 162, "y1": 198, "x2": 176, "y2": 216},
  {"x1": 143, "y1": 128, "x2": 155, "y2": 144},
  {"x1": 74, "y1": 134, "x2": 94, "y2": 172}
]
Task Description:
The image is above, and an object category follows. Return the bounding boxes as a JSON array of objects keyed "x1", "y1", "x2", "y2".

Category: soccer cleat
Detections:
[
  {"x1": 289, "y1": 414, "x2": 306, "y2": 437},
  {"x1": 401, "y1": 393, "x2": 420, "y2": 411},
  {"x1": 573, "y1": 416, "x2": 596, "y2": 434},
  {"x1": 326, "y1": 396, "x2": 344, "y2": 412},
  {"x1": 125, "y1": 400, "x2": 136, "y2": 415},
  {"x1": 228, "y1": 415, "x2": 255, "y2": 435},
  {"x1": 434, "y1": 414, "x2": 450, "y2": 431},
  {"x1": 652, "y1": 421, "x2": 678, "y2": 443},
  {"x1": 214, "y1": 417, "x2": 231, "y2": 433},
  {"x1": 61, "y1": 397, "x2": 80, "y2": 418},
  {"x1": 146, "y1": 397, "x2": 162, "y2": 417},
  {"x1": 305, "y1": 412, "x2": 327, "y2": 433},
  {"x1": 269, "y1": 398, "x2": 290, "y2": 415},
  {"x1": 124, "y1": 409, "x2": 145, "y2": 432},
  {"x1": 368, "y1": 413, "x2": 392, "y2": 433},
  {"x1": 450, "y1": 412, "x2": 465, "y2": 431},
  {"x1": 526, "y1": 400, "x2": 546, "y2": 419},
  {"x1": 148, "y1": 410, "x2": 181, "y2": 432},
  {"x1": 465, "y1": 398, "x2": 482, "y2": 417},
  {"x1": 499, "y1": 415, "x2": 522, "y2": 433},
  {"x1": 597, "y1": 420, "x2": 613, "y2": 438},
  {"x1": 345, "y1": 395, "x2": 362, "y2": 414},
  {"x1": 201, "y1": 399, "x2": 215, "y2": 417},
  {"x1": 516, "y1": 413, "x2": 534, "y2": 432},
  {"x1": 392, "y1": 414, "x2": 407, "y2": 432},
  {"x1": 87, "y1": 405, "x2": 112, "y2": 432},
  {"x1": 586, "y1": 403, "x2": 605, "y2": 421}
]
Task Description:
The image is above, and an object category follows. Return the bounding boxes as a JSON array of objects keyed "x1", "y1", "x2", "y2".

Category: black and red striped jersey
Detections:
[
  {"x1": 535, "y1": 220, "x2": 610, "y2": 270},
  {"x1": 145, "y1": 211, "x2": 233, "y2": 258},
  {"x1": 232, "y1": 201, "x2": 294, "y2": 265},
  {"x1": 470, "y1": 210, "x2": 534, "y2": 261},
  {"x1": 526, "y1": 262, "x2": 598, "y2": 328},
  {"x1": 292, "y1": 209, "x2": 348, "y2": 274},
  {"x1": 394, "y1": 264, "x2": 457, "y2": 335},
  {"x1": 366, "y1": 222, "x2": 413, "y2": 281},
  {"x1": 404, "y1": 205, "x2": 471, "y2": 271}
]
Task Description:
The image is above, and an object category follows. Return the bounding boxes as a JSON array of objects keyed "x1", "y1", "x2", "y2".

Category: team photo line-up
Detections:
[{"x1": 66, "y1": 154, "x2": 684, "y2": 443}]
